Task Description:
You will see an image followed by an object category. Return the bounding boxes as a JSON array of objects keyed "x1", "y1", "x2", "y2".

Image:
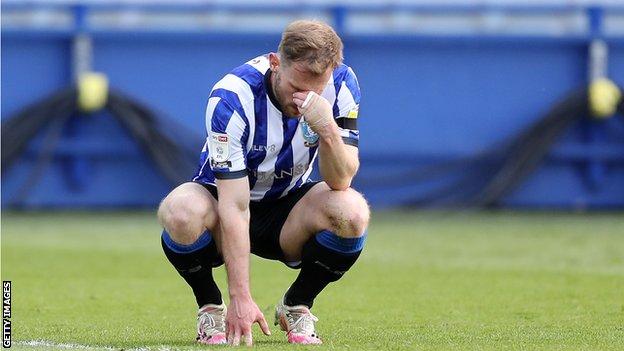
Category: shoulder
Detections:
[
  {"x1": 331, "y1": 64, "x2": 360, "y2": 96},
  {"x1": 332, "y1": 63, "x2": 358, "y2": 84},
  {"x1": 331, "y1": 63, "x2": 360, "y2": 104},
  {"x1": 209, "y1": 55, "x2": 270, "y2": 108}
]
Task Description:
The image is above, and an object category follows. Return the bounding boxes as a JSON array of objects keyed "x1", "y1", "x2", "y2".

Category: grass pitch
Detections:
[{"x1": 1, "y1": 210, "x2": 623, "y2": 350}]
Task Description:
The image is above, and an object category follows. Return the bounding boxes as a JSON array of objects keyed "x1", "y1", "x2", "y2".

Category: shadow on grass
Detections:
[{"x1": 109, "y1": 337, "x2": 288, "y2": 349}]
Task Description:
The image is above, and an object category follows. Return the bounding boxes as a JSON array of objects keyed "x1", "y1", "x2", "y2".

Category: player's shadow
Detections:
[
  {"x1": 254, "y1": 338, "x2": 288, "y2": 346},
  {"x1": 142, "y1": 337, "x2": 287, "y2": 348}
]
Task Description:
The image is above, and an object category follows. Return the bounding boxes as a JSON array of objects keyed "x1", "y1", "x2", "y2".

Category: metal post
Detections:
[
  {"x1": 72, "y1": 4, "x2": 92, "y2": 82},
  {"x1": 65, "y1": 4, "x2": 92, "y2": 191},
  {"x1": 588, "y1": 6, "x2": 607, "y2": 82},
  {"x1": 585, "y1": 6, "x2": 607, "y2": 191}
]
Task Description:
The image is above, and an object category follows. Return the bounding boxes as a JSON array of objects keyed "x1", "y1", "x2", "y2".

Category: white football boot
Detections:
[
  {"x1": 196, "y1": 303, "x2": 227, "y2": 345},
  {"x1": 274, "y1": 297, "x2": 322, "y2": 344}
]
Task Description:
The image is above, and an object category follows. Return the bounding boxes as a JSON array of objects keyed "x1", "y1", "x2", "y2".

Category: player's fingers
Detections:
[
  {"x1": 256, "y1": 313, "x2": 271, "y2": 336},
  {"x1": 244, "y1": 331, "x2": 253, "y2": 347},
  {"x1": 300, "y1": 92, "x2": 316, "y2": 108},
  {"x1": 293, "y1": 97, "x2": 306, "y2": 107},
  {"x1": 293, "y1": 92, "x2": 308, "y2": 100},
  {"x1": 232, "y1": 327, "x2": 241, "y2": 346},
  {"x1": 228, "y1": 324, "x2": 238, "y2": 346}
]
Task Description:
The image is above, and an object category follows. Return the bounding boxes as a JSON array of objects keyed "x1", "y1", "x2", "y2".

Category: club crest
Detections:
[{"x1": 301, "y1": 121, "x2": 319, "y2": 147}]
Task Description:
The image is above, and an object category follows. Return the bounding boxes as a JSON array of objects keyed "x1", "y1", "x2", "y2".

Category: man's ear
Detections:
[{"x1": 268, "y1": 52, "x2": 280, "y2": 72}]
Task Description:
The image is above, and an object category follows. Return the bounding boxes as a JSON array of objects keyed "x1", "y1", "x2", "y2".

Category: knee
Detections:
[
  {"x1": 323, "y1": 189, "x2": 370, "y2": 238},
  {"x1": 157, "y1": 193, "x2": 216, "y2": 244}
]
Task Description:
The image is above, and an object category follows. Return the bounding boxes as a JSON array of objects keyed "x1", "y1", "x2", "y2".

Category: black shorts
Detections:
[{"x1": 197, "y1": 181, "x2": 320, "y2": 265}]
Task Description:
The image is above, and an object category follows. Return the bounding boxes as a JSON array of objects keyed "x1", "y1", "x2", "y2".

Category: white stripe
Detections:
[
  {"x1": 240, "y1": 56, "x2": 267, "y2": 159},
  {"x1": 204, "y1": 96, "x2": 221, "y2": 135},
  {"x1": 194, "y1": 96, "x2": 222, "y2": 181},
  {"x1": 336, "y1": 80, "x2": 357, "y2": 117},
  {"x1": 16, "y1": 340, "x2": 115, "y2": 350},
  {"x1": 280, "y1": 151, "x2": 318, "y2": 197},
  {"x1": 224, "y1": 111, "x2": 248, "y2": 172},
  {"x1": 280, "y1": 122, "x2": 315, "y2": 197},
  {"x1": 212, "y1": 74, "x2": 255, "y2": 109},
  {"x1": 246, "y1": 55, "x2": 270, "y2": 74},
  {"x1": 245, "y1": 102, "x2": 256, "y2": 161},
  {"x1": 14, "y1": 340, "x2": 174, "y2": 351},
  {"x1": 300, "y1": 150, "x2": 318, "y2": 184},
  {"x1": 321, "y1": 72, "x2": 337, "y2": 107},
  {"x1": 191, "y1": 140, "x2": 210, "y2": 182},
  {"x1": 251, "y1": 101, "x2": 283, "y2": 200}
]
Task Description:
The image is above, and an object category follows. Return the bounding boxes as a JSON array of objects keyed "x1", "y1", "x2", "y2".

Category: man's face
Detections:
[{"x1": 269, "y1": 53, "x2": 332, "y2": 117}]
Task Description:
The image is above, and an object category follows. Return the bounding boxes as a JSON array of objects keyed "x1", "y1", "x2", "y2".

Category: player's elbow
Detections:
[
  {"x1": 326, "y1": 179, "x2": 352, "y2": 191},
  {"x1": 327, "y1": 167, "x2": 358, "y2": 191}
]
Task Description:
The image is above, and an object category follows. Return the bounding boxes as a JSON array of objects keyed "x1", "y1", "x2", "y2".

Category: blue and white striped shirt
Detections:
[{"x1": 192, "y1": 54, "x2": 361, "y2": 201}]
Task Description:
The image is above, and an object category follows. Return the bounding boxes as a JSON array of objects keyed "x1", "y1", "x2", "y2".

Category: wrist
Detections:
[
  {"x1": 226, "y1": 271, "x2": 251, "y2": 299},
  {"x1": 314, "y1": 119, "x2": 340, "y2": 141},
  {"x1": 229, "y1": 288, "x2": 252, "y2": 300}
]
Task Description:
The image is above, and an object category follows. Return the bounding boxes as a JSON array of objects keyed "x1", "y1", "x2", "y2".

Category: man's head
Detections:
[{"x1": 269, "y1": 20, "x2": 343, "y2": 117}]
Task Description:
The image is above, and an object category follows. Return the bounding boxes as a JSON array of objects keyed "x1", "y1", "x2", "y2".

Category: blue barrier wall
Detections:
[{"x1": 2, "y1": 4, "x2": 624, "y2": 209}]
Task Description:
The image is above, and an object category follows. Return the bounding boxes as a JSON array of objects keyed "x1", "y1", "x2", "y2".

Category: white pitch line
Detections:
[{"x1": 15, "y1": 340, "x2": 173, "y2": 351}]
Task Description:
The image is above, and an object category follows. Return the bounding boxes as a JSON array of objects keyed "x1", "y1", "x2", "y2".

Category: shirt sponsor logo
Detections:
[
  {"x1": 251, "y1": 144, "x2": 277, "y2": 153},
  {"x1": 210, "y1": 159, "x2": 232, "y2": 169},
  {"x1": 252, "y1": 163, "x2": 309, "y2": 184}
]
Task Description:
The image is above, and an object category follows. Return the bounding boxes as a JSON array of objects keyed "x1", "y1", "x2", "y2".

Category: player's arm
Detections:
[
  {"x1": 205, "y1": 96, "x2": 270, "y2": 345},
  {"x1": 316, "y1": 120, "x2": 359, "y2": 190},
  {"x1": 293, "y1": 92, "x2": 359, "y2": 190},
  {"x1": 217, "y1": 177, "x2": 251, "y2": 297},
  {"x1": 216, "y1": 177, "x2": 270, "y2": 345}
]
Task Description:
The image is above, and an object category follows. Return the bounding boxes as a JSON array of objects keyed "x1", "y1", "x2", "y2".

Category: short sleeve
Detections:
[
  {"x1": 333, "y1": 66, "x2": 360, "y2": 147},
  {"x1": 206, "y1": 96, "x2": 248, "y2": 179}
]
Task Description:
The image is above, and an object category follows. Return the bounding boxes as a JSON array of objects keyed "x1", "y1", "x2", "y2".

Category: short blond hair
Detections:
[{"x1": 278, "y1": 20, "x2": 344, "y2": 75}]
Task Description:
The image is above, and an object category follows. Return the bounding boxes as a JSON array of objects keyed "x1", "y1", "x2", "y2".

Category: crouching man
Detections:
[{"x1": 158, "y1": 20, "x2": 369, "y2": 346}]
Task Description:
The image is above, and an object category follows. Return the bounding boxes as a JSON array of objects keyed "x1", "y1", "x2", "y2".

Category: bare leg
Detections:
[
  {"x1": 278, "y1": 182, "x2": 370, "y2": 308},
  {"x1": 158, "y1": 182, "x2": 224, "y2": 307}
]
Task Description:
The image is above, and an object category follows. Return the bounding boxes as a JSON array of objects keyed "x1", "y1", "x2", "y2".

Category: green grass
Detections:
[{"x1": 1, "y1": 210, "x2": 623, "y2": 350}]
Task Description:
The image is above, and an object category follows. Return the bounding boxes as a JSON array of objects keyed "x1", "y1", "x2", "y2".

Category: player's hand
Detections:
[
  {"x1": 293, "y1": 91, "x2": 333, "y2": 130},
  {"x1": 225, "y1": 295, "x2": 271, "y2": 346}
]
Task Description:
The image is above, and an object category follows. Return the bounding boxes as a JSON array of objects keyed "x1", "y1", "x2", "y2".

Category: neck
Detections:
[
  {"x1": 265, "y1": 69, "x2": 287, "y2": 115},
  {"x1": 270, "y1": 71, "x2": 279, "y2": 100}
]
